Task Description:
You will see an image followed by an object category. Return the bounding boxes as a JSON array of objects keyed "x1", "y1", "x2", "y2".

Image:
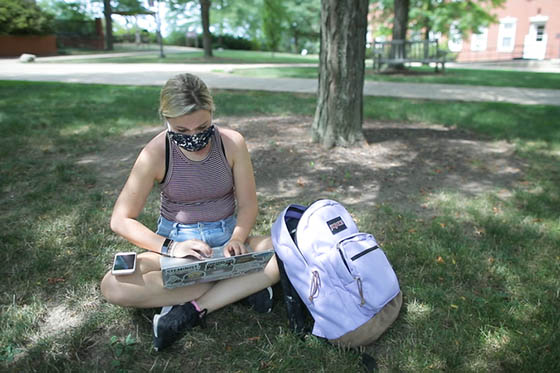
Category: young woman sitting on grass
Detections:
[{"x1": 100, "y1": 73, "x2": 279, "y2": 351}]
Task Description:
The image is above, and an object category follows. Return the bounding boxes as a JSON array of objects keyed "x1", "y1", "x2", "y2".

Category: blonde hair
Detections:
[{"x1": 159, "y1": 73, "x2": 215, "y2": 120}]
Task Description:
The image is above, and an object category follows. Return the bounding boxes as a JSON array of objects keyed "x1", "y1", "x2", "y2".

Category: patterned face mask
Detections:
[{"x1": 167, "y1": 124, "x2": 215, "y2": 152}]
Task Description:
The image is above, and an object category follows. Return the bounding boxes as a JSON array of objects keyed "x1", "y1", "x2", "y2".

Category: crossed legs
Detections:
[{"x1": 100, "y1": 236, "x2": 279, "y2": 313}]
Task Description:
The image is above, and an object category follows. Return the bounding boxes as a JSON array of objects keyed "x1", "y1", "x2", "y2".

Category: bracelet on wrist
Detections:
[
  {"x1": 168, "y1": 240, "x2": 176, "y2": 256},
  {"x1": 161, "y1": 238, "x2": 174, "y2": 256}
]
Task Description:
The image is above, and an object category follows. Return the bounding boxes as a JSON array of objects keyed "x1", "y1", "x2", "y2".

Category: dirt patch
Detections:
[{"x1": 82, "y1": 116, "x2": 526, "y2": 215}]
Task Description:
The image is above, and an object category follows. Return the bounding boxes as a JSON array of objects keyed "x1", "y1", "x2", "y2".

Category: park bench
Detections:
[{"x1": 373, "y1": 39, "x2": 448, "y2": 72}]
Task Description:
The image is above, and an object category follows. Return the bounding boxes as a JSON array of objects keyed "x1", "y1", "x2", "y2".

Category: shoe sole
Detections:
[
  {"x1": 153, "y1": 313, "x2": 161, "y2": 338},
  {"x1": 263, "y1": 286, "x2": 273, "y2": 313}
]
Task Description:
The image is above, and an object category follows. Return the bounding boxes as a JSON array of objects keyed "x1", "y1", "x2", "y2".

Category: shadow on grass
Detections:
[
  {"x1": 236, "y1": 116, "x2": 524, "y2": 219},
  {"x1": 1, "y1": 82, "x2": 559, "y2": 371}
]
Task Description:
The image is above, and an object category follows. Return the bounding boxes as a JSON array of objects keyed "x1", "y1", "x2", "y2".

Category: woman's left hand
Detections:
[{"x1": 223, "y1": 239, "x2": 248, "y2": 257}]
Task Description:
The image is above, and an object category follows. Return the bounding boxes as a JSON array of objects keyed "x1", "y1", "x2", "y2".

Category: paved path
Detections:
[{"x1": 1, "y1": 56, "x2": 559, "y2": 106}]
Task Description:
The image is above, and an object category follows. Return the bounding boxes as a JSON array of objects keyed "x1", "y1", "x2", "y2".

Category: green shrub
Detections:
[
  {"x1": 213, "y1": 34, "x2": 254, "y2": 50},
  {"x1": 165, "y1": 31, "x2": 254, "y2": 50},
  {"x1": 0, "y1": 0, "x2": 55, "y2": 35},
  {"x1": 164, "y1": 30, "x2": 187, "y2": 46},
  {"x1": 113, "y1": 29, "x2": 157, "y2": 44}
]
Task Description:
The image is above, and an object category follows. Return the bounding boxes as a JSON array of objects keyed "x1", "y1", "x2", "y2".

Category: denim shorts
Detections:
[{"x1": 156, "y1": 215, "x2": 236, "y2": 266}]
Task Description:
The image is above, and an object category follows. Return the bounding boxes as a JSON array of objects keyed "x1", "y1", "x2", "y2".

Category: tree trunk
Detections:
[
  {"x1": 422, "y1": 27, "x2": 430, "y2": 64},
  {"x1": 218, "y1": 0, "x2": 224, "y2": 46},
  {"x1": 312, "y1": 0, "x2": 368, "y2": 148},
  {"x1": 103, "y1": 0, "x2": 113, "y2": 50},
  {"x1": 422, "y1": 0, "x2": 432, "y2": 65},
  {"x1": 200, "y1": 0, "x2": 213, "y2": 58},
  {"x1": 292, "y1": 27, "x2": 299, "y2": 53},
  {"x1": 391, "y1": 0, "x2": 409, "y2": 69}
]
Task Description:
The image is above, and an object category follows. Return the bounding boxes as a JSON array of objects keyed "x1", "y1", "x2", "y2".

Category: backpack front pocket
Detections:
[{"x1": 337, "y1": 234, "x2": 400, "y2": 314}]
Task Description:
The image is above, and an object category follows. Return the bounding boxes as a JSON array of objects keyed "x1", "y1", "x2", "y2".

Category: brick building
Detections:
[
  {"x1": 451, "y1": 0, "x2": 560, "y2": 62},
  {"x1": 368, "y1": 0, "x2": 560, "y2": 63}
]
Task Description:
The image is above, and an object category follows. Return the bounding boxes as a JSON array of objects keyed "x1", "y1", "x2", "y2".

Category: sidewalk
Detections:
[{"x1": 1, "y1": 56, "x2": 559, "y2": 106}]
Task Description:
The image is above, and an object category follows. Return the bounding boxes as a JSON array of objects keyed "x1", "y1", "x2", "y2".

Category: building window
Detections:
[
  {"x1": 497, "y1": 17, "x2": 517, "y2": 52},
  {"x1": 536, "y1": 25, "x2": 545, "y2": 41},
  {"x1": 448, "y1": 22, "x2": 463, "y2": 52},
  {"x1": 471, "y1": 27, "x2": 488, "y2": 51}
]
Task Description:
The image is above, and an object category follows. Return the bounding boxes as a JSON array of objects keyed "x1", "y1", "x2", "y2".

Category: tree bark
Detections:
[
  {"x1": 200, "y1": 0, "x2": 213, "y2": 58},
  {"x1": 391, "y1": 0, "x2": 409, "y2": 68},
  {"x1": 103, "y1": 0, "x2": 113, "y2": 50},
  {"x1": 312, "y1": 0, "x2": 369, "y2": 148},
  {"x1": 422, "y1": 0, "x2": 432, "y2": 65}
]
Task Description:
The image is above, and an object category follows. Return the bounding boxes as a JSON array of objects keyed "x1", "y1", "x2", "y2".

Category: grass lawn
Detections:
[
  {"x1": 47, "y1": 48, "x2": 319, "y2": 65},
  {"x1": 47, "y1": 45, "x2": 559, "y2": 89},
  {"x1": 228, "y1": 65, "x2": 560, "y2": 90},
  {"x1": 1, "y1": 81, "x2": 559, "y2": 371}
]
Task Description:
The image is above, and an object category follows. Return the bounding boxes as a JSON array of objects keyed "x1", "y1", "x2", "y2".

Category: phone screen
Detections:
[{"x1": 113, "y1": 253, "x2": 136, "y2": 271}]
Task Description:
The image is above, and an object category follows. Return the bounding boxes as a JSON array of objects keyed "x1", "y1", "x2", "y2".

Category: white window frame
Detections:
[
  {"x1": 470, "y1": 27, "x2": 488, "y2": 51},
  {"x1": 497, "y1": 17, "x2": 517, "y2": 52},
  {"x1": 448, "y1": 22, "x2": 463, "y2": 52}
]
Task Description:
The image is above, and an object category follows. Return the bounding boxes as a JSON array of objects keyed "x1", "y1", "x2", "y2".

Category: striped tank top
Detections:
[{"x1": 159, "y1": 126, "x2": 235, "y2": 224}]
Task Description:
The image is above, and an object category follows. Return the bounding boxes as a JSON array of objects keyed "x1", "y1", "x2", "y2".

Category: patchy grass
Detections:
[
  {"x1": 228, "y1": 65, "x2": 560, "y2": 89},
  {"x1": 1, "y1": 81, "x2": 559, "y2": 371}
]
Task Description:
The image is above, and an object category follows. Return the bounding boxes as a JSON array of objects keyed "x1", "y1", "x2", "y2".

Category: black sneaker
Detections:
[
  {"x1": 243, "y1": 286, "x2": 273, "y2": 313},
  {"x1": 153, "y1": 302, "x2": 207, "y2": 351}
]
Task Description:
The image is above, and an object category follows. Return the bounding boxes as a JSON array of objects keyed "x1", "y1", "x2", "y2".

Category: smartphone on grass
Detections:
[{"x1": 112, "y1": 252, "x2": 137, "y2": 275}]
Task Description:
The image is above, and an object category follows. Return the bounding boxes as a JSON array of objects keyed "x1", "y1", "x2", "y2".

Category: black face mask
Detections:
[{"x1": 167, "y1": 124, "x2": 215, "y2": 152}]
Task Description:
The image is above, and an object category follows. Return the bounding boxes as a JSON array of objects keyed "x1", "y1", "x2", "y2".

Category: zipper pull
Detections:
[
  {"x1": 308, "y1": 271, "x2": 321, "y2": 303},
  {"x1": 357, "y1": 277, "x2": 365, "y2": 306}
]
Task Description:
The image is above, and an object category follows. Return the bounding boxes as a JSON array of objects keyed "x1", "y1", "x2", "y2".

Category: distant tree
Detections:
[
  {"x1": 284, "y1": 0, "x2": 320, "y2": 53},
  {"x1": 204, "y1": 0, "x2": 319, "y2": 53},
  {"x1": 0, "y1": 0, "x2": 55, "y2": 35},
  {"x1": 103, "y1": 0, "x2": 114, "y2": 50},
  {"x1": 312, "y1": 0, "x2": 369, "y2": 148},
  {"x1": 38, "y1": 0, "x2": 94, "y2": 21},
  {"x1": 103, "y1": 0, "x2": 149, "y2": 51},
  {"x1": 411, "y1": 0, "x2": 507, "y2": 38},
  {"x1": 165, "y1": 0, "x2": 198, "y2": 40},
  {"x1": 261, "y1": 0, "x2": 284, "y2": 52},
  {"x1": 168, "y1": 0, "x2": 213, "y2": 57},
  {"x1": 210, "y1": 0, "x2": 262, "y2": 45},
  {"x1": 391, "y1": 0, "x2": 409, "y2": 68},
  {"x1": 200, "y1": 0, "x2": 212, "y2": 57},
  {"x1": 372, "y1": 0, "x2": 507, "y2": 41}
]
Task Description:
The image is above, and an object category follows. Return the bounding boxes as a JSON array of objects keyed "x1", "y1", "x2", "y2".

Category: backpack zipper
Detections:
[
  {"x1": 350, "y1": 245, "x2": 379, "y2": 261},
  {"x1": 338, "y1": 245, "x2": 367, "y2": 306},
  {"x1": 338, "y1": 248, "x2": 351, "y2": 273}
]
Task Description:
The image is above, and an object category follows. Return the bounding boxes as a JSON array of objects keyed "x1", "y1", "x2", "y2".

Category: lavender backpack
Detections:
[{"x1": 271, "y1": 199, "x2": 402, "y2": 347}]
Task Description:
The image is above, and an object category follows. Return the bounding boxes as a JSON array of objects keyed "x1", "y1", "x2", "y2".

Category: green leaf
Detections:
[{"x1": 125, "y1": 334, "x2": 136, "y2": 346}]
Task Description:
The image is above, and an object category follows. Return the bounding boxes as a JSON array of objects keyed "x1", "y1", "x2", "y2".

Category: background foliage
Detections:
[{"x1": 0, "y1": 0, "x2": 55, "y2": 35}]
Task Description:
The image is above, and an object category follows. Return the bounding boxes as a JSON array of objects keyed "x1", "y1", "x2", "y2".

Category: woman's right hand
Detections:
[{"x1": 170, "y1": 239, "x2": 212, "y2": 260}]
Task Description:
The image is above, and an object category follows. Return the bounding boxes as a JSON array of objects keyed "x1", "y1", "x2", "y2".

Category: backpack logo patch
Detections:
[{"x1": 327, "y1": 216, "x2": 347, "y2": 234}]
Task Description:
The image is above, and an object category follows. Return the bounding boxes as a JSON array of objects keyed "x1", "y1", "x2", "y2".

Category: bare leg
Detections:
[
  {"x1": 195, "y1": 236, "x2": 279, "y2": 313},
  {"x1": 100, "y1": 252, "x2": 214, "y2": 308},
  {"x1": 100, "y1": 236, "x2": 278, "y2": 310}
]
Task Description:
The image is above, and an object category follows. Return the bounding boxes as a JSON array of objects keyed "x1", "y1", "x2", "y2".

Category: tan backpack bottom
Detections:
[{"x1": 330, "y1": 291, "x2": 403, "y2": 348}]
